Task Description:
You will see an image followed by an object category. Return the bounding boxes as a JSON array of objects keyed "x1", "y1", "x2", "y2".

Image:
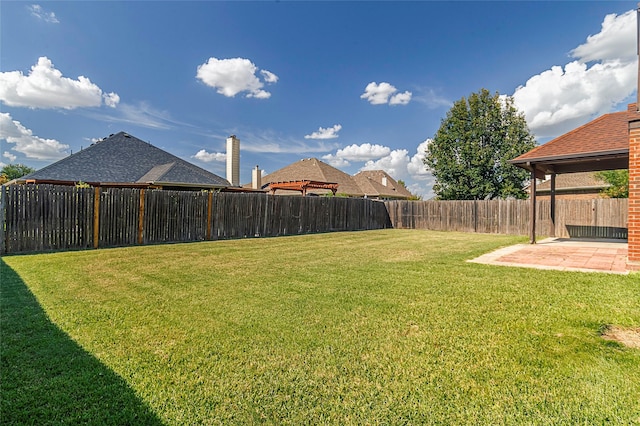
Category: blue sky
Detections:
[{"x1": 1, "y1": 1, "x2": 637, "y2": 198}]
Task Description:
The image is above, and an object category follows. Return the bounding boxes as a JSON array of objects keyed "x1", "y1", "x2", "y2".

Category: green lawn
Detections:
[{"x1": 2, "y1": 229, "x2": 639, "y2": 424}]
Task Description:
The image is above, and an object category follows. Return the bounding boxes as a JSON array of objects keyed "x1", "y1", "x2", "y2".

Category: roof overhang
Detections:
[{"x1": 510, "y1": 149, "x2": 629, "y2": 179}]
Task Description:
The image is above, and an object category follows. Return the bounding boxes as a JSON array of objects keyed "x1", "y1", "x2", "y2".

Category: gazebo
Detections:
[
  {"x1": 511, "y1": 103, "x2": 640, "y2": 271},
  {"x1": 267, "y1": 180, "x2": 338, "y2": 196}
]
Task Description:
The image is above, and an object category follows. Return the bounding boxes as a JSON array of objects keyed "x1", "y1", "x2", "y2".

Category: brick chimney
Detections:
[{"x1": 226, "y1": 135, "x2": 240, "y2": 186}]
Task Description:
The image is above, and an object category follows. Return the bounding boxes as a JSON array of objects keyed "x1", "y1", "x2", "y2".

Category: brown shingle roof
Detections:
[
  {"x1": 535, "y1": 172, "x2": 608, "y2": 192},
  {"x1": 261, "y1": 158, "x2": 364, "y2": 196},
  {"x1": 512, "y1": 104, "x2": 636, "y2": 164},
  {"x1": 353, "y1": 170, "x2": 412, "y2": 199}
]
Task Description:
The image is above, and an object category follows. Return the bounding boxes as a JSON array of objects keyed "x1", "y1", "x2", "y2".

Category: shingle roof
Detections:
[
  {"x1": 512, "y1": 104, "x2": 636, "y2": 164},
  {"x1": 261, "y1": 158, "x2": 364, "y2": 196},
  {"x1": 535, "y1": 172, "x2": 608, "y2": 192},
  {"x1": 353, "y1": 170, "x2": 413, "y2": 199},
  {"x1": 24, "y1": 132, "x2": 229, "y2": 187}
]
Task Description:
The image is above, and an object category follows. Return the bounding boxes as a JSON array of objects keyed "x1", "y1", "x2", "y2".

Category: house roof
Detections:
[
  {"x1": 22, "y1": 131, "x2": 230, "y2": 188},
  {"x1": 261, "y1": 158, "x2": 365, "y2": 196},
  {"x1": 534, "y1": 171, "x2": 608, "y2": 193},
  {"x1": 353, "y1": 170, "x2": 413, "y2": 199},
  {"x1": 511, "y1": 103, "x2": 637, "y2": 177}
]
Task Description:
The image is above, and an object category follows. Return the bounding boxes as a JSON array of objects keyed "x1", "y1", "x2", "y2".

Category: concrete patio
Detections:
[{"x1": 469, "y1": 238, "x2": 630, "y2": 274}]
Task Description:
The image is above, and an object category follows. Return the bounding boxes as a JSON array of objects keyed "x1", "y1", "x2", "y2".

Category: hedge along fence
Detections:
[
  {"x1": 0, "y1": 185, "x2": 392, "y2": 254},
  {"x1": 384, "y1": 198, "x2": 629, "y2": 239}
]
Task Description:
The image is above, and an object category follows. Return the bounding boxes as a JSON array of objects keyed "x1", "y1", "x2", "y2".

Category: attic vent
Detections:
[{"x1": 124, "y1": 133, "x2": 131, "y2": 138}]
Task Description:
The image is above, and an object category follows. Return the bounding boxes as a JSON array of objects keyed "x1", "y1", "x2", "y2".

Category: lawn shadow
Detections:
[{"x1": 0, "y1": 259, "x2": 164, "y2": 425}]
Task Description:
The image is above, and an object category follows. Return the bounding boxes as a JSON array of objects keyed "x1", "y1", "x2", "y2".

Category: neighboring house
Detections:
[
  {"x1": 15, "y1": 131, "x2": 230, "y2": 190},
  {"x1": 259, "y1": 158, "x2": 365, "y2": 197},
  {"x1": 353, "y1": 170, "x2": 413, "y2": 200},
  {"x1": 529, "y1": 172, "x2": 609, "y2": 200},
  {"x1": 251, "y1": 158, "x2": 414, "y2": 199}
]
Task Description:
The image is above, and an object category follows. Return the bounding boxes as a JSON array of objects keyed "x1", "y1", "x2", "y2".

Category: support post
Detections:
[
  {"x1": 550, "y1": 173, "x2": 556, "y2": 238},
  {"x1": 93, "y1": 186, "x2": 100, "y2": 249},
  {"x1": 529, "y1": 166, "x2": 537, "y2": 244}
]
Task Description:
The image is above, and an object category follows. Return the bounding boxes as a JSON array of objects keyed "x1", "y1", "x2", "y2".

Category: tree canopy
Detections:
[
  {"x1": 424, "y1": 89, "x2": 536, "y2": 200},
  {"x1": 595, "y1": 170, "x2": 628, "y2": 198},
  {"x1": 0, "y1": 164, "x2": 36, "y2": 184}
]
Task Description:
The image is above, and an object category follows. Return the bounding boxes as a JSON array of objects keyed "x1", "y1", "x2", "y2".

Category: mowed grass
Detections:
[{"x1": 2, "y1": 229, "x2": 639, "y2": 424}]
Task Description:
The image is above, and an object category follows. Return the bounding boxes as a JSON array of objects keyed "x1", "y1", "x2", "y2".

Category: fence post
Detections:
[
  {"x1": 206, "y1": 191, "x2": 213, "y2": 240},
  {"x1": 138, "y1": 189, "x2": 145, "y2": 245},
  {"x1": 93, "y1": 186, "x2": 101, "y2": 249}
]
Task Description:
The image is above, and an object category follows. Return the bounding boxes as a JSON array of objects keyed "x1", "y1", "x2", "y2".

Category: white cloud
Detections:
[
  {"x1": 360, "y1": 82, "x2": 412, "y2": 106},
  {"x1": 322, "y1": 142, "x2": 391, "y2": 167},
  {"x1": 196, "y1": 57, "x2": 277, "y2": 99},
  {"x1": 360, "y1": 149, "x2": 410, "y2": 178},
  {"x1": 102, "y1": 92, "x2": 120, "y2": 108},
  {"x1": 407, "y1": 139, "x2": 432, "y2": 178},
  {"x1": 260, "y1": 70, "x2": 279, "y2": 83},
  {"x1": 0, "y1": 57, "x2": 119, "y2": 110},
  {"x1": 3, "y1": 151, "x2": 17, "y2": 162},
  {"x1": 321, "y1": 155, "x2": 351, "y2": 168},
  {"x1": 0, "y1": 113, "x2": 69, "y2": 160},
  {"x1": 305, "y1": 124, "x2": 342, "y2": 139},
  {"x1": 355, "y1": 140, "x2": 435, "y2": 199},
  {"x1": 512, "y1": 9, "x2": 637, "y2": 138},
  {"x1": 570, "y1": 10, "x2": 637, "y2": 63},
  {"x1": 28, "y1": 4, "x2": 59, "y2": 24},
  {"x1": 193, "y1": 149, "x2": 226, "y2": 163},
  {"x1": 337, "y1": 143, "x2": 391, "y2": 161},
  {"x1": 389, "y1": 91, "x2": 413, "y2": 106}
]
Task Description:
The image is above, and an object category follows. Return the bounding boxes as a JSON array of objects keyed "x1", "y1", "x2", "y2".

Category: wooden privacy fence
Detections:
[
  {"x1": 0, "y1": 185, "x2": 392, "y2": 254},
  {"x1": 0, "y1": 185, "x2": 629, "y2": 254},
  {"x1": 385, "y1": 198, "x2": 628, "y2": 239}
]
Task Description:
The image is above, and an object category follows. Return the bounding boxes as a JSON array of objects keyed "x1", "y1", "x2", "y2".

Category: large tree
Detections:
[
  {"x1": 424, "y1": 89, "x2": 536, "y2": 200},
  {"x1": 0, "y1": 164, "x2": 36, "y2": 184},
  {"x1": 595, "y1": 170, "x2": 628, "y2": 198}
]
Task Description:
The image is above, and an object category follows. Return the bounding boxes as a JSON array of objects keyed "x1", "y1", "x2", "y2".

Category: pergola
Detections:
[
  {"x1": 510, "y1": 103, "x2": 640, "y2": 270},
  {"x1": 266, "y1": 180, "x2": 339, "y2": 196}
]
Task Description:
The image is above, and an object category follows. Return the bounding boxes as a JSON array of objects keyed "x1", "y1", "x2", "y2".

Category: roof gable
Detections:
[
  {"x1": 353, "y1": 170, "x2": 412, "y2": 198},
  {"x1": 262, "y1": 158, "x2": 364, "y2": 196},
  {"x1": 24, "y1": 132, "x2": 229, "y2": 187}
]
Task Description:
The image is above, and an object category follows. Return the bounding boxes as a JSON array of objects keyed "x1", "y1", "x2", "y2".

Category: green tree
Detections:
[
  {"x1": 424, "y1": 89, "x2": 536, "y2": 200},
  {"x1": 1, "y1": 164, "x2": 36, "y2": 183},
  {"x1": 595, "y1": 169, "x2": 628, "y2": 198}
]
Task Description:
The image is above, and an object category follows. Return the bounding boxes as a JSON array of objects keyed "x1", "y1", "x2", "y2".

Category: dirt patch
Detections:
[{"x1": 601, "y1": 326, "x2": 640, "y2": 349}]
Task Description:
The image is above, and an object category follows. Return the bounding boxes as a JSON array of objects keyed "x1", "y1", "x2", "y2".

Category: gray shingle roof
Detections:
[{"x1": 24, "y1": 132, "x2": 229, "y2": 187}]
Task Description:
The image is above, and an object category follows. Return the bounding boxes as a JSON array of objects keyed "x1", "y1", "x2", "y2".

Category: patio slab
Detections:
[{"x1": 469, "y1": 238, "x2": 630, "y2": 275}]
